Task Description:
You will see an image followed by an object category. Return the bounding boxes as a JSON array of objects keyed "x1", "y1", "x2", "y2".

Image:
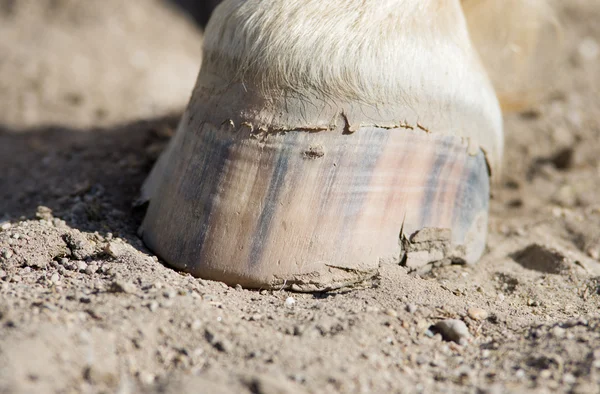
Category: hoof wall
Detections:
[{"x1": 140, "y1": 124, "x2": 490, "y2": 290}]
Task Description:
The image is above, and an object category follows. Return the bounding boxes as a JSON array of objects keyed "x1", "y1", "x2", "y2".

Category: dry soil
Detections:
[{"x1": 1, "y1": 1, "x2": 600, "y2": 393}]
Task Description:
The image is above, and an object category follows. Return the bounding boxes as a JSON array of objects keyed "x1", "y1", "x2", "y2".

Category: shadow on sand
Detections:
[{"x1": 0, "y1": 116, "x2": 180, "y2": 240}]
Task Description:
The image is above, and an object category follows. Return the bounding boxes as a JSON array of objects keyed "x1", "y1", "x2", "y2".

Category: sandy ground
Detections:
[{"x1": 1, "y1": 1, "x2": 600, "y2": 393}]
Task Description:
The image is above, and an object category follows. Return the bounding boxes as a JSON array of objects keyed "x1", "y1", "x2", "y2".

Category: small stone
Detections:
[
  {"x1": 586, "y1": 247, "x2": 600, "y2": 260},
  {"x1": 0, "y1": 222, "x2": 11, "y2": 231},
  {"x1": 85, "y1": 264, "x2": 98, "y2": 275},
  {"x1": 12, "y1": 233, "x2": 20, "y2": 240},
  {"x1": 467, "y1": 307, "x2": 489, "y2": 321},
  {"x1": 104, "y1": 242, "x2": 120, "y2": 258},
  {"x1": 385, "y1": 309, "x2": 398, "y2": 318},
  {"x1": 50, "y1": 273, "x2": 60, "y2": 284},
  {"x1": 76, "y1": 261, "x2": 88, "y2": 272},
  {"x1": 110, "y1": 280, "x2": 136, "y2": 294},
  {"x1": 563, "y1": 373, "x2": 576, "y2": 384},
  {"x1": 0, "y1": 270, "x2": 6, "y2": 279},
  {"x1": 235, "y1": 284, "x2": 243, "y2": 291},
  {"x1": 496, "y1": 293, "x2": 505, "y2": 303},
  {"x1": 551, "y1": 326, "x2": 566, "y2": 338},
  {"x1": 406, "y1": 304, "x2": 417, "y2": 314},
  {"x1": 52, "y1": 218, "x2": 66, "y2": 227},
  {"x1": 284, "y1": 297, "x2": 295, "y2": 308},
  {"x1": 260, "y1": 290, "x2": 268, "y2": 295},
  {"x1": 36, "y1": 206, "x2": 54, "y2": 221},
  {"x1": 2, "y1": 250, "x2": 13, "y2": 260},
  {"x1": 434, "y1": 319, "x2": 471, "y2": 346},
  {"x1": 148, "y1": 301, "x2": 159, "y2": 312}
]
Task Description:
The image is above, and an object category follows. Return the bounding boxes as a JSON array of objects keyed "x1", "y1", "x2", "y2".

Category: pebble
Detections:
[
  {"x1": 467, "y1": 307, "x2": 489, "y2": 321},
  {"x1": 163, "y1": 288, "x2": 177, "y2": 299},
  {"x1": 563, "y1": 373, "x2": 576, "y2": 384},
  {"x1": 284, "y1": 297, "x2": 296, "y2": 308},
  {"x1": 148, "y1": 301, "x2": 159, "y2": 312},
  {"x1": 551, "y1": 326, "x2": 566, "y2": 339},
  {"x1": 104, "y1": 242, "x2": 120, "y2": 258},
  {"x1": 406, "y1": 304, "x2": 418, "y2": 314},
  {"x1": 52, "y1": 218, "x2": 66, "y2": 227},
  {"x1": 0, "y1": 222, "x2": 11, "y2": 231},
  {"x1": 235, "y1": 284, "x2": 243, "y2": 291},
  {"x1": 434, "y1": 319, "x2": 471, "y2": 346},
  {"x1": 384, "y1": 309, "x2": 398, "y2": 317},
  {"x1": 85, "y1": 264, "x2": 99, "y2": 275},
  {"x1": 0, "y1": 270, "x2": 6, "y2": 279},
  {"x1": 36, "y1": 206, "x2": 53, "y2": 221},
  {"x1": 1, "y1": 250, "x2": 13, "y2": 260},
  {"x1": 50, "y1": 273, "x2": 60, "y2": 284},
  {"x1": 76, "y1": 261, "x2": 88, "y2": 272}
]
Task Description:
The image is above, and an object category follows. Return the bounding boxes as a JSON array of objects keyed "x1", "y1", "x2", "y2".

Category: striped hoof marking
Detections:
[{"x1": 139, "y1": 123, "x2": 489, "y2": 291}]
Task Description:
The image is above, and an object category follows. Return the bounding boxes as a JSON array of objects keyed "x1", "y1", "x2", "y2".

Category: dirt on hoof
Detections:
[{"x1": 1, "y1": 1, "x2": 600, "y2": 393}]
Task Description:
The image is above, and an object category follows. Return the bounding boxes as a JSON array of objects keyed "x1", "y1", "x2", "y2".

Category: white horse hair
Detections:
[{"x1": 197, "y1": 0, "x2": 556, "y2": 173}]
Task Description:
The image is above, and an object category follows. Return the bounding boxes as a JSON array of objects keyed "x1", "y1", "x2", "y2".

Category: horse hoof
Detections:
[
  {"x1": 139, "y1": 119, "x2": 490, "y2": 290},
  {"x1": 139, "y1": 0, "x2": 501, "y2": 290}
]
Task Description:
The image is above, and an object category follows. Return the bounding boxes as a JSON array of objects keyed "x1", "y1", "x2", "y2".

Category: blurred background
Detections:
[{"x1": 0, "y1": 0, "x2": 221, "y2": 129}]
